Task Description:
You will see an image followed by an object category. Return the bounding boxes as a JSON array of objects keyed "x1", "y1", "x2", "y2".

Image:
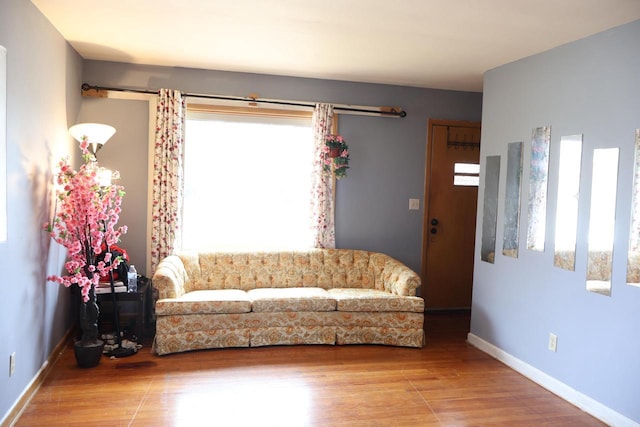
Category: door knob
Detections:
[
  {"x1": 430, "y1": 227, "x2": 438, "y2": 234},
  {"x1": 431, "y1": 218, "x2": 439, "y2": 226}
]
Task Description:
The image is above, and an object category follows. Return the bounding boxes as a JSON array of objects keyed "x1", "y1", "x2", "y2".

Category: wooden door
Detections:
[{"x1": 422, "y1": 120, "x2": 481, "y2": 309}]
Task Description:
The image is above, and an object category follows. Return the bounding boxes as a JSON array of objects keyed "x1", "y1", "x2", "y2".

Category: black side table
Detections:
[{"x1": 96, "y1": 279, "x2": 151, "y2": 342}]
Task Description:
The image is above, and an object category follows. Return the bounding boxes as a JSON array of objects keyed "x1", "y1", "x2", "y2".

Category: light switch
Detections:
[{"x1": 409, "y1": 198, "x2": 420, "y2": 210}]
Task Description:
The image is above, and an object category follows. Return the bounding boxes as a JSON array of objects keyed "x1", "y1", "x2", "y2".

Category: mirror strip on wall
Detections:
[
  {"x1": 526, "y1": 126, "x2": 551, "y2": 252},
  {"x1": 481, "y1": 155, "x2": 500, "y2": 263},
  {"x1": 480, "y1": 126, "x2": 640, "y2": 297},
  {"x1": 502, "y1": 142, "x2": 523, "y2": 258},
  {"x1": 627, "y1": 130, "x2": 640, "y2": 286},
  {"x1": 554, "y1": 135, "x2": 583, "y2": 271},
  {"x1": 586, "y1": 148, "x2": 619, "y2": 296}
]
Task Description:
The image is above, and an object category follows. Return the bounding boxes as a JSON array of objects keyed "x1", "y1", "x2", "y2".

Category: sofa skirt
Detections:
[
  {"x1": 250, "y1": 326, "x2": 336, "y2": 347},
  {"x1": 154, "y1": 311, "x2": 424, "y2": 355},
  {"x1": 336, "y1": 327, "x2": 424, "y2": 347},
  {"x1": 154, "y1": 328, "x2": 251, "y2": 355}
]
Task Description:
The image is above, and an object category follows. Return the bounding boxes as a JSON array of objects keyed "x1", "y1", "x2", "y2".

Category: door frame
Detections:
[{"x1": 420, "y1": 118, "x2": 482, "y2": 287}]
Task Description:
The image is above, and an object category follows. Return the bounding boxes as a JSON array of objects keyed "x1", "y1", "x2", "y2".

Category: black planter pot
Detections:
[
  {"x1": 74, "y1": 284, "x2": 104, "y2": 368},
  {"x1": 74, "y1": 339, "x2": 104, "y2": 368}
]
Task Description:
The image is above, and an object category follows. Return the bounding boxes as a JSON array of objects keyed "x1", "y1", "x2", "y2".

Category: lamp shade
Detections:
[{"x1": 69, "y1": 123, "x2": 116, "y2": 145}]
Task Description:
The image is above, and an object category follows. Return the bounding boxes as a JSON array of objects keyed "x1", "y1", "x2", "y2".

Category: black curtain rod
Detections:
[{"x1": 81, "y1": 83, "x2": 407, "y2": 118}]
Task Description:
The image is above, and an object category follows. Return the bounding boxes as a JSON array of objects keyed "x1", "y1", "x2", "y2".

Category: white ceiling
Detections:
[{"x1": 32, "y1": 0, "x2": 640, "y2": 92}]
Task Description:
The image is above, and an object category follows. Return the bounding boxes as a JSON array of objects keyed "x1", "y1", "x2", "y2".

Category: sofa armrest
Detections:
[
  {"x1": 374, "y1": 254, "x2": 422, "y2": 296},
  {"x1": 152, "y1": 255, "x2": 188, "y2": 300}
]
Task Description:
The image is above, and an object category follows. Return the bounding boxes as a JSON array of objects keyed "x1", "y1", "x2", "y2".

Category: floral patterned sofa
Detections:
[{"x1": 152, "y1": 249, "x2": 424, "y2": 355}]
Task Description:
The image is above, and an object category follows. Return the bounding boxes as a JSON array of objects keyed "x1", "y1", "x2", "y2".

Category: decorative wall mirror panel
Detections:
[
  {"x1": 481, "y1": 155, "x2": 500, "y2": 263},
  {"x1": 502, "y1": 142, "x2": 523, "y2": 258},
  {"x1": 627, "y1": 130, "x2": 640, "y2": 286},
  {"x1": 586, "y1": 148, "x2": 619, "y2": 296},
  {"x1": 554, "y1": 135, "x2": 583, "y2": 271},
  {"x1": 526, "y1": 126, "x2": 551, "y2": 252}
]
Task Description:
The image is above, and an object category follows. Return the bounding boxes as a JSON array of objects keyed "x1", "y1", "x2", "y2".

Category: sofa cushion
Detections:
[
  {"x1": 328, "y1": 288, "x2": 424, "y2": 312},
  {"x1": 155, "y1": 289, "x2": 252, "y2": 315},
  {"x1": 248, "y1": 287, "x2": 336, "y2": 312}
]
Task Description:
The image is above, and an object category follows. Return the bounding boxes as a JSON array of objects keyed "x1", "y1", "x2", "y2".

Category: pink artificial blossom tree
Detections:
[{"x1": 44, "y1": 140, "x2": 127, "y2": 344}]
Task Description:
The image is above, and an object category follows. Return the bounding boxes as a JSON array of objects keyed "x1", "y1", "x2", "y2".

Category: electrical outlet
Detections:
[
  {"x1": 548, "y1": 333, "x2": 558, "y2": 352},
  {"x1": 9, "y1": 352, "x2": 15, "y2": 377}
]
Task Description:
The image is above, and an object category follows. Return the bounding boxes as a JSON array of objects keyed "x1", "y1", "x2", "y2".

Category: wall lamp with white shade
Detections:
[{"x1": 68, "y1": 123, "x2": 116, "y2": 157}]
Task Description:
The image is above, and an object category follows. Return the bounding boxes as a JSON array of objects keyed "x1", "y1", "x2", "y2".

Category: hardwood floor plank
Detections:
[{"x1": 13, "y1": 312, "x2": 604, "y2": 426}]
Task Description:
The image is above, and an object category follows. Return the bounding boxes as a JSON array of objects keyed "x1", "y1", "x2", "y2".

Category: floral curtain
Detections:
[
  {"x1": 150, "y1": 89, "x2": 186, "y2": 273},
  {"x1": 310, "y1": 103, "x2": 335, "y2": 248}
]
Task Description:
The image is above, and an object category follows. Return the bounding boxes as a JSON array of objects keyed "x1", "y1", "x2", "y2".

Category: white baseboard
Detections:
[{"x1": 467, "y1": 333, "x2": 639, "y2": 427}]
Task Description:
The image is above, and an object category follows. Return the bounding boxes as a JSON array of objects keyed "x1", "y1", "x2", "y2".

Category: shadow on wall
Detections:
[
  {"x1": 24, "y1": 141, "x2": 76, "y2": 353},
  {"x1": 22, "y1": 142, "x2": 56, "y2": 354},
  {"x1": 468, "y1": 304, "x2": 494, "y2": 344},
  {"x1": 73, "y1": 42, "x2": 136, "y2": 83}
]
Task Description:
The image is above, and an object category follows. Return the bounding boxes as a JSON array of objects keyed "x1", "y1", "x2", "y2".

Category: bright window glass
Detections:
[
  {"x1": 181, "y1": 111, "x2": 314, "y2": 251},
  {"x1": 453, "y1": 162, "x2": 480, "y2": 187},
  {"x1": 454, "y1": 175, "x2": 480, "y2": 186},
  {"x1": 454, "y1": 163, "x2": 480, "y2": 174}
]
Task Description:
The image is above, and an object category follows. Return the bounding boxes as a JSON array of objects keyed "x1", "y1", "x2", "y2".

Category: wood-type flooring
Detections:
[{"x1": 13, "y1": 312, "x2": 604, "y2": 426}]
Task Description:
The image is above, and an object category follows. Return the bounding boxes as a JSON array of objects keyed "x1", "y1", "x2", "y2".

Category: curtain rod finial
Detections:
[{"x1": 81, "y1": 83, "x2": 108, "y2": 98}]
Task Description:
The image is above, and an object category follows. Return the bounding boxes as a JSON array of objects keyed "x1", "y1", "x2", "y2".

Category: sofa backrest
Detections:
[{"x1": 177, "y1": 249, "x2": 390, "y2": 293}]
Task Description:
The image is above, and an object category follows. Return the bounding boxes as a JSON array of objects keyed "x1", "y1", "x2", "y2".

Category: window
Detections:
[
  {"x1": 181, "y1": 107, "x2": 314, "y2": 251},
  {"x1": 453, "y1": 162, "x2": 480, "y2": 186}
]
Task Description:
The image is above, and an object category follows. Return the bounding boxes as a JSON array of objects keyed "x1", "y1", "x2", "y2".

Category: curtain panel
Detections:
[
  {"x1": 150, "y1": 89, "x2": 186, "y2": 273},
  {"x1": 310, "y1": 103, "x2": 335, "y2": 248}
]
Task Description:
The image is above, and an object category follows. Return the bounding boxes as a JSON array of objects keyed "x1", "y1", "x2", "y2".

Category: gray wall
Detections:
[
  {"x1": 472, "y1": 20, "x2": 640, "y2": 423},
  {"x1": 0, "y1": 6, "x2": 481, "y2": 419},
  {"x1": 4, "y1": 1, "x2": 636, "y2": 423},
  {"x1": 0, "y1": 0, "x2": 82, "y2": 422},
  {"x1": 81, "y1": 61, "x2": 483, "y2": 277}
]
